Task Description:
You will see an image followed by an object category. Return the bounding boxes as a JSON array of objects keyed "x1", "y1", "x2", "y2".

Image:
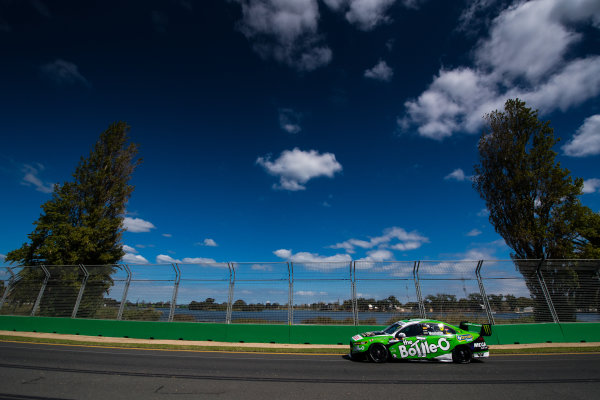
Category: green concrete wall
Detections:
[{"x1": 1, "y1": 316, "x2": 598, "y2": 345}]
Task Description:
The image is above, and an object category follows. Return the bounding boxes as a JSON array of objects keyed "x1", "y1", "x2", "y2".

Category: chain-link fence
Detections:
[{"x1": 1, "y1": 260, "x2": 598, "y2": 325}]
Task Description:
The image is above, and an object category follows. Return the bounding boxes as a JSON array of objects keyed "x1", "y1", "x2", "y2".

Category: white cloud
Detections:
[
  {"x1": 364, "y1": 60, "x2": 393, "y2": 82},
  {"x1": 257, "y1": 148, "x2": 343, "y2": 191},
  {"x1": 466, "y1": 229, "x2": 482, "y2": 237},
  {"x1": 251, "y1": 264, "x2": 274, "y2": 271},
  {"x1": 40, "y1": 59, "x2": 91, "y2": 87},
  {"x1": 583, "y1": 178, "x2": 600, "y2": 194},
  {"x1": 447, "y1": 239, "x2": 509, "y2": 262},
  {"x1": 331, "y1": 226, "x2": 429, "y2": 253},
  {"x1": 563, "y1": 114, "x2": 600, "y2": 157},
  {"x1": 324, "y1": 0, "x2": 424, "y2": 31},
  {"x1": 521, "y1": 56, "x2": 600, "y2": 113},
  {"x1": 477, "y1": 208, "x2": 490, "y2": 217},
  {"x1": 203, "y1": 238, "x2": 218, "y2": 247},
  {"x1": 475, "y1": 0, "x2": 582, "y2": 84},
  {"x1": 360, "y1": 249, "x2": 394, "y2": 261},
  {"x1": 235, "y1": 0, "x2": 332, "y2": 71},
  {"x1": 122, "y1": 253, "x2": 149, "y2": 264},
  {"x1": 390, "y1": 241, "x2": 422, "y2": 251},
  {"x1": 156, "y1": 254, "x2": 219, "y2": 265},
  {"x1": 344, "y1": 0, "x2": 396, "y2": 31},
  {"x1": 273, "y1": 249, "x2": 292, "y2": 259},
  {"x1": 401, "y1": 0, "x2": 600, "y2": 140},
  {"x1": 123, "y1": 217, "x2": 156, "y2": 233},
  {"x1": 181, "y1": 257, "x2": 218, "y2": 264},
  {"x1": 444, "y1": 168, "x2": 468, "y2": 181},
  {"x1": 278, "y1": 108, "x2": 302, "y2": 133},
  {"x1": 0, "y1": 254, "x2": 6, "y2": 262},
  {"x1": 461, "y1": 248, "x2": 495, "y2": 261},
  {"x1": 21, "y1": 164, "x2": 54, "y2": 193},
  {"x1": 295, "y1": 290, "x2": 317, "y2": 296},
  {"x1": 273, "y1": 248, "x2": 352, "y2": 263},
  {"x1": 156, "y1": 254, "x2": 177, "y2": 263},
  {"x1": 122, "y1": 245, "x2": 137, "y2": 253},
  {"x1": 162, "y1": 233, "x2": 172, "y2": 238},
  {"x1": 457, "y1": 0, "x2": 507, "y2": 34},
  {"x1": 401, "y1": 67, "x2": 498, "y2": 140}
]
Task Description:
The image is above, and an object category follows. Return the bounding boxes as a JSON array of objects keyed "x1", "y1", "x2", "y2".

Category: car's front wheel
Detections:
[
  {"x1": 452, "y1": 345, "x2": 472, "y2": 364},
  {"x1": 368, "y1": 343, "x2": 389, "y2": 363}
]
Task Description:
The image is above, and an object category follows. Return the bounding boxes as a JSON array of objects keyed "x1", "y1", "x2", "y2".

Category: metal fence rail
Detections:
[{"x1": 1, "y1": 260, "x2": 598, "y2": 326}]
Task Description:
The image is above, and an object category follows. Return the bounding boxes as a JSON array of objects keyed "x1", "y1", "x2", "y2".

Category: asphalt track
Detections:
[{"x1": 0, "y1": 341, "x2": 599, "y2": 400}]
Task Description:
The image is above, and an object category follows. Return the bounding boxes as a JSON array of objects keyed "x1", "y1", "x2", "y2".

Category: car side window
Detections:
[
  {"x1": 399, "y1": 323, "x2": 423, "y2": 337},
  {"x1": 442, "y1": 325, "x2": 456, "y2": 334},
  {"x1": 422, "y1": 323, "x2": 443, "y2": 335}
]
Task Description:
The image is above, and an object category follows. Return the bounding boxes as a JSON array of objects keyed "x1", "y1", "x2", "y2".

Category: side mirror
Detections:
[{"x1": 396, "y1": 332, "x2": 406, "y2": 339}]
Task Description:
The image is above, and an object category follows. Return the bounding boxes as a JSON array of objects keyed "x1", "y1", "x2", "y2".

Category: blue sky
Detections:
[{"x1": 1, "y1": 0, "x2": 599, "y2": 267}]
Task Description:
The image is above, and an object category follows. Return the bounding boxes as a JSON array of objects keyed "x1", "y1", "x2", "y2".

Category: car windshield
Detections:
[{"x1": 383, "y1": 321, "x2": 406, "y2": 334}]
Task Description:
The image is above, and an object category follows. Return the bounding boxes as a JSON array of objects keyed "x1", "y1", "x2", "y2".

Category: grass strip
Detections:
[
  {"x1": 490, "y1": 346, "x2": 600, "y2": 354},
  {"x1": 1, "y1": 335, "x2": 599, "y2": 355},
  {"x1": 0, "y1": 335, "x2": 346, "y2": 354}
]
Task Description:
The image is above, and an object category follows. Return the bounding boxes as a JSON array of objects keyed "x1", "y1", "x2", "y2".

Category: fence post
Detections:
[
  {"x1": 476, "y1": 260, "x2": 495, "y2": 325},
  {"x1": 288, "y1": 262, "x2": 294, "y2": 326},
  {"x1": 536, "y1": 259, "x2": 559, "y2": 323},
  {"x1": 226, "y1": 263, "x2": 235, "y2": 324},
  {"x1": 168, "y1": 263, "x2": 181, "y2": 322},
  {"x1": 117, "y1": 264, "x2": 131, "y2": 321},
  {"x1": 351, "y1": 261, "x2": 358, "y2": 326},
  {"x1": 71, "y1": 264, "x2": 89, "y2": 318},
  {"x1": 413, "y1": 261, "x2": 426, "y2": 319},
  {"x1": 31, "y1": 265, "x2": 50, "y2": 317},
  {"x1": 0, "y1": 267, "x2": 16, "y2": 312}
]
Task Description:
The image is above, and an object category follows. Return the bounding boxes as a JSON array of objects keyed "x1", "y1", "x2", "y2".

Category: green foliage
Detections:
[
  {"x1": 473, "y1": 99, "x2": 585, "y2": 259},
  {"x1": 571, "y1": 207, "x2": 600, "y2": 259},
  {"x1": 122, "y1": 308, "x2": 162, "y2": 321},
  {"x1": 4, "y1": 122, "x2": 141, "y2": 317},
  {"x1": 189, "y1": 298, "x2": 228, "y2": 311},
  {"x1": 300, "y1": 316, "x2": 376, "y2": 325}
]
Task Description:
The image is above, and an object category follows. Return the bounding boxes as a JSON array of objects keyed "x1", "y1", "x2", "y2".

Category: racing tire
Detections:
[
  {"x1": 368, "y1": 343, "x2": 389, "y2": 363},
  {"x1": 452, "y1": 345, "x2": 472, "y2": 364}
]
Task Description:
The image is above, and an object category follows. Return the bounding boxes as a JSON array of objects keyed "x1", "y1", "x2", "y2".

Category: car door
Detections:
[
  {"x1": 421, "y1": 322, "x2": 454, "y2": 360},
  {"x1": 388, "y1": 323, "x2": 427, "y2": 360}
]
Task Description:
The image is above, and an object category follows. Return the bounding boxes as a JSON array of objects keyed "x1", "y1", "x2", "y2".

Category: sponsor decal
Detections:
[
  {"x1": 456, "y1": 334, "x2": 473, "y2": 341},
  {"x1": 482, "y1": 325, "x2": 492, "y2": 335},
  {"x1": 473, "y1": 342, "x2": 488, "y2": 348},
  {"x1": 396, "y1": 337, "x2": 451, "y2": 359},
  {"x1": 363, "y1": 331, "x2": 381, "y2": 337},
  {"x1": 352, "y1": 335, "x2": 362, "y2": 341}
]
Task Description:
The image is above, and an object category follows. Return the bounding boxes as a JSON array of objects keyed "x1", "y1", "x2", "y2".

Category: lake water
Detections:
[{"x1": 157, "y1": 308, "x2": 600, "y2": 324}]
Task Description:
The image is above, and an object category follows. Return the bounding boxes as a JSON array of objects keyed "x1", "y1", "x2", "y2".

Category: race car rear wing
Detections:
[{"x1": 459, "y1": 321, "x2": 492, "y2": 336}]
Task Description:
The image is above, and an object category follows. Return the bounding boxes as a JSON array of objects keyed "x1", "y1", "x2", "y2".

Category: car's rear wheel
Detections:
[
  {"x1": 452, "y1": 345, "x2": 472, "y2": 364},
  {"x1": 368, "y1": 343, "x2": 389, "y2": 363}
]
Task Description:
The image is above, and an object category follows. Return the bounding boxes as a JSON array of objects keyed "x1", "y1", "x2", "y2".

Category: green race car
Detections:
[{"x1": 349, "y1": 319, "x2": 491, "y2": 363}]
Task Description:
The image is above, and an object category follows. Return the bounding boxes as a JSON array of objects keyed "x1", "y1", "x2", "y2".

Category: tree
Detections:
[
  {"x1": 5, "y1": 122, "x2": 141, "y2": 317},
  {"x1": 473, "y1": 99, "x2": 584, "y2": 259},
  {"x1": 473, "y1": 99, "x2": 599, "y2": 321},
  {"x1": 572, "y1": 207, "x2": 600, "y2": 259}
]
